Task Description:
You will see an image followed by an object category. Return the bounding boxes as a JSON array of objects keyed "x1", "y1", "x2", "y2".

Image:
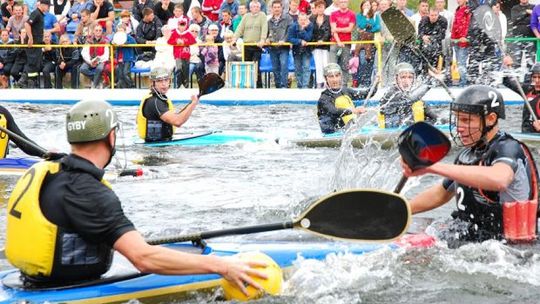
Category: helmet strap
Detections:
[
  {"x1": 325, "y1": 74, "x2": 343, "y2": 94},
  {"x1": 151, "y1": 82, "x2": 168, "y2": 101},
  {"x1": 103, "y1": 131, "x2": 117, "y2": 168}
]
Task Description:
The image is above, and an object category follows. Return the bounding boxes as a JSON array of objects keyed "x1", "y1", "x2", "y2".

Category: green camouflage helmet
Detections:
[
  {"x1": 150, "y1": 67, "x2": 171, "y2": 81},
  {"x1": 66, "y1": 100, "x2": 119, "y2": 144},
  {"x1": 323, "y1": 63, "x2": 342, "y2": 77}
]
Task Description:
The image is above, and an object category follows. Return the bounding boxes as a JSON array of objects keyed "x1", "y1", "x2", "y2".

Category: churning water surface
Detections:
[{"x1": 1, "y1": 101, "x2": 540, "y2": 303}]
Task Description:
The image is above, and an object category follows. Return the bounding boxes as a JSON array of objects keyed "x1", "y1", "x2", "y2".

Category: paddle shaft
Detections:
[
  {"x1": 407, "y1": 45, "x2": 455, "y2": 100},
  {"x1": 0, "y1": 125, "x2": 47, "y2": 157},
  {"x1": 147, "y1": 222, "x2": 295, "y2": 245},
  {"x1": 360, "y1": 43, "x2": 395, "y2": 106},
  {"x1": 393, "y1": 175, "x2": 408, "y2": 194},
  {"x1": 512, "y1": 76, "x2": 538, "y2": 121}
]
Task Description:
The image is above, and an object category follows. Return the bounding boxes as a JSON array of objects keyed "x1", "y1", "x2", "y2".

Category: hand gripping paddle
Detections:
[{"x1": 394, "y1": 122, "x2": 451, "y2": 193}]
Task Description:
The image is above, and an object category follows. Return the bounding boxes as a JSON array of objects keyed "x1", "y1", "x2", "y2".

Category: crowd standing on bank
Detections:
[{"x1": 0, "y1": 0, "x2": 537, "y2": 89}]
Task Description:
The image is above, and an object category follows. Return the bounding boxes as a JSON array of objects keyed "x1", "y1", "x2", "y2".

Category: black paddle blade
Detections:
[
  {"x1": 296, "y1": 189, "x2": 410, "y2": 241},
  {"x1": 198, "y1": 73, "x2": 225, "y2": 97},
  {"x1": 398, "y1": 122, "x2": 451, "y2": 171},
  {"x1": 380, "y1": 7, "x2": 416, "y2": 44}
]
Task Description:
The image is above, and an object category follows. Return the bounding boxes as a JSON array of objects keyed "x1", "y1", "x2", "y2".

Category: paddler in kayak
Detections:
[
  {"x1": 502, "y1": 63, "x2": 540, "y2": 133},
  {"x1": 137, "y1": 66, "x2": 200, "y2": 142},
  {"x1": 401, "y1": 85, "x2": 539, "y2": 247},
  {"x1": 378, "y1": 62, "x2": 438, "y2": 128},
  {"x1": 0, "y1": 105, "x2": 48, "y2": 159},
  {"x1": 5, "y1": 100, "x2": 268, "y2": 295},
  {"x1": 317, "y1": 63, "x2": 369, "y2": 134}
]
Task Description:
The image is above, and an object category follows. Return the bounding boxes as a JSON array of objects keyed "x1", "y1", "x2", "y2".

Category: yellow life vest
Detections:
[
  {"x1": 378, "y1": 100, "x2": 425, "y2": 129},
  {"x1": 5, "y1": 161, "x2": 112, "y2": 277},
  {"x1": 335, "y1": 95, "x2": 356, "y2": 125},
  {"x1": 0, "y1": 114, "x2": 8, "y2": 159},
  {"x1": 136, "y1": 93, "x2": 175, "y2": 140}
]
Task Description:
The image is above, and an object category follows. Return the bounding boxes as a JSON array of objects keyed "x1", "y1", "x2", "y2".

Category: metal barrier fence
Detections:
[
  {"x1": 2, "y1": 36, "x2": 535, "y2": 89},
  {"x1": 0, "y1": 39, "x2": 382, "y2": 89}
]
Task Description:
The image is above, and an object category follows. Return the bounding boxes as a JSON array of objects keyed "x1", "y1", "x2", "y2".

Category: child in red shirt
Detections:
[{"x1": 168, "y1": 19, "x2": 197, "y2": 88}]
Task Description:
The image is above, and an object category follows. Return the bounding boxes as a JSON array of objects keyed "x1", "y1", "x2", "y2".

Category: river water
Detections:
[{"x1": 1, "y1": 101, "x2": 540, "y2": 303}]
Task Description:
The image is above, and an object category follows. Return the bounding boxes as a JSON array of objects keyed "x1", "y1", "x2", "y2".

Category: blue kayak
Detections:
[
  {"x1": 0, "y1": 157, "x2": 39, "y2": 175},
  {"x1": 134, "y1": 130, "x2": 274, "y2": 147},
  {"x1": 0, "y1": 235, "x2": 434, "y2": 304}
]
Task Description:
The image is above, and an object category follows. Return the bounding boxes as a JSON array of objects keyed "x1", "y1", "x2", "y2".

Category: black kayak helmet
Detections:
[
  {"x1": 450, "y1": 85, "x2": 505, "y2": 147},
  {"x1": 532, "y1": 63, "x2": 540, "y2": 76},
  {"x1": 451, "y1": 85, "x2": 505, "y2": 120}
]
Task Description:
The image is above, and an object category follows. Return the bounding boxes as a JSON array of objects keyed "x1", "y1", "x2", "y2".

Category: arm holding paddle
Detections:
[
  {"x1": 502, "y1": 73, "x2": 540, "y2": 132},
  {"x1": 161, "y1": 95, "x2": 200, "y2": 127},
  {"x1": 0, "y1": 105, "x2": 50, "y2": 158},
  {"x1": 114, "y1": 230, "x2": 267, "y2": 296}
]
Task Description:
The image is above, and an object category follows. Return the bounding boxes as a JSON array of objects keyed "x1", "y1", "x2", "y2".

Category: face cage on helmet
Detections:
[
  {"x1": 152, "y1": 75, "x2": 171, "y2": 82},
  {"x1": 324, "y1": 71, "x2": 343, "y2": 94},
  {"x1": 396, "y1": 72, "x2": 415, "y2": 92},
  {"x1": 449, "y1": 103, "x2": 488, "y2": 148}
]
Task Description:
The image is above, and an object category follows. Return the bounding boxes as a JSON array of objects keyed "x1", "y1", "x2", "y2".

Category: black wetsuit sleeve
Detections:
[
  {"x1": 521, "y1": 95, "x2": 540, "y2": 133},
  {"x1": 64, "y1": 175, "x2": 135, "y2": 246},
  {"x1": 0, "y1": 106, "x2": 45, "y2": 157},
  {"x1": 318, "y1": 92, "x2": 352, "y2": 117},
  {"x1": 489, "y1": 139, "x2": 522, "y2": 173},
  {"x1": 143, "y1": 95, "x2": 172, "y2": 120}
]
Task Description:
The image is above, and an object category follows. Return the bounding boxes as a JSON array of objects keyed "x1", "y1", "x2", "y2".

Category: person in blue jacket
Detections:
[
  {"x1": 112, "y1": 23, "x2": 136, "y2": 88},
  {"x1": 287, "y1": 12, "x2": 313, "y2": 88}
]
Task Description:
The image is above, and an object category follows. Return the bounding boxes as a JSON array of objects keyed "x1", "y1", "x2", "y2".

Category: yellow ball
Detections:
[{"x1": 222, "y1": 251, "x2": 283, "y2": 301}]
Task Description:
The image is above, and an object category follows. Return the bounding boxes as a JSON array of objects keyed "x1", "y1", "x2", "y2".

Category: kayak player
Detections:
[
  {"x1": 137, "y1": 66, "x2": 200, "y2": 142},
  {"x1": 317, "y1": 63, "x2": 369, "y2": 134},
  {"x1": 503, "y1": 63, "x2": 540, "y2": 133},
  {"x1": 401, "y1": 85, "x2": 539, "y2": 247},
  {"x1": 378, "y1": 62, "x2": 438, "y2": 128},
  {"x1": 5, "y1": 100, "x2": 268, "y2": 295},
  {"x1": 0, "y1": 105, "x2": 47, "y2": 159}
]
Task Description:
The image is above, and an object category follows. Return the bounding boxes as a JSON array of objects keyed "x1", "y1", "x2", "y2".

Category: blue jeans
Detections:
[
  {"x1": 355, "y1": 49, "x2": 374, "y2": 87},
  {"x1": 294, "y1": 52, "x2": 311, "y2": 88},
  {"x1": 268, "y1": 47, "x2": 289, "y2": 88},
  {"x1": 80, "y1": 62, "x2": 105, "y2": 88},
  {"x1": 454, "y1": 46, "x2": 468, "y2": 87}
]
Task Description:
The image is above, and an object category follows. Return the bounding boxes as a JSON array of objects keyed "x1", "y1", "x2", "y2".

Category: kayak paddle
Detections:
[
  {"x1": 146, "y1": 189, "x2": 411, "y2": 245},
  {"x1": 394, "y1": 122, "x2": 451, "y2": 193},
  {"x1": 0, "y1": 189, "x2": 410, "y2": 258},
  {"x1": 380, "y1": 7, "x2": 455, "y2": 100},
  {"x1": 0, "y1": 125, "x2": 50, "y2": 159},
  {"x1": 0, "y1": 124, "x2": 142, "y2": 177},
  {"x1": 177, "y1": 73, "x2": 225, "y2": 114},
  {"x1": 508, "y1": 76, "x2": 539, "y2": 121}
]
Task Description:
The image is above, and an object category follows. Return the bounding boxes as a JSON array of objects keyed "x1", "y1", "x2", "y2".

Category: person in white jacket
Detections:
[
  {"x1": 492, "y1": 1, "x2": 507, "y2": 49},
  {"x1": 80, "y1": 25, "x2": 110, "y2": 88},
  {"x1": 152, "y1": 24, "x2": 176, "y2": 73}
]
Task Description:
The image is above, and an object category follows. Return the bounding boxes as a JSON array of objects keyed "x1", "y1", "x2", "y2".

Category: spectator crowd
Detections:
[{"x1": 0, "y1": 0, "x2": 538, "y2": 89}]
